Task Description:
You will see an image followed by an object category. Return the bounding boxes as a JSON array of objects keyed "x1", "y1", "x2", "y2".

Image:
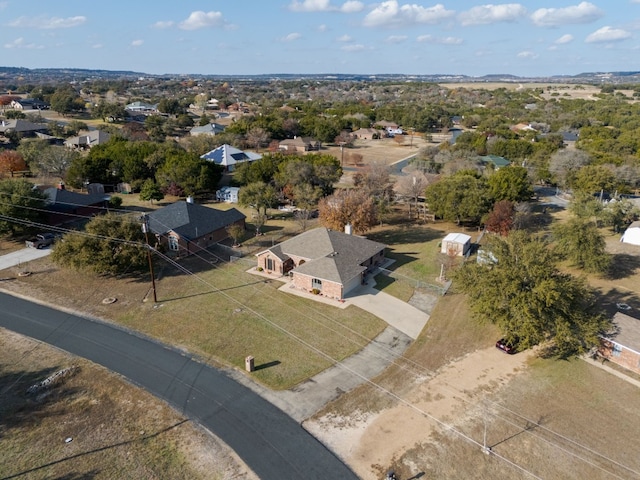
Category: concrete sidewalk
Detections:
[{"x1": 0, "y1": 247, "x2": 52, "y2": 271}]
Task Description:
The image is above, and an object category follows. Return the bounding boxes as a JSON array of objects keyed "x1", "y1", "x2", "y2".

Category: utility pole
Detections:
[{"x1": 141, "y1": 215, "x2": 157, "y2": 303}]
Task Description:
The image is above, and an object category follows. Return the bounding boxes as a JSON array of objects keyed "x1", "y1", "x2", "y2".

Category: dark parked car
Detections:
[
  {"x1": 496, "y1": 338, "x2": 518, "y2": 354},
  {"x1": 25, "y1": 233, "x2": 56, "y2": 249}
]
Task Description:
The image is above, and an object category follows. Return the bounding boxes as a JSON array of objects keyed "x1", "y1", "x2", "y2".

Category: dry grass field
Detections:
[{"x1": 0, "y1": 329, "x2": 255, "y2": 480}]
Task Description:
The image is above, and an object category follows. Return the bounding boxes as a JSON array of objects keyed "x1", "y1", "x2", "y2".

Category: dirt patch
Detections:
[{"x1": 305, "y1": 347, "x2": 531, "y2": 479}]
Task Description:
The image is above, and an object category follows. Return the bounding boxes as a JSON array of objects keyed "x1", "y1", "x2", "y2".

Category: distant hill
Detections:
[{"x1": 2, "y1": 66, "x2": 640, "y2": 85}]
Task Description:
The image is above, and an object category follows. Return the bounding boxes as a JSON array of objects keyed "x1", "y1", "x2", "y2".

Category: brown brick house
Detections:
[
  {"x1": 146, "y1": 200, "x2": 245, "y2": 256},
  {"x1": 278, "y1": 136, "x2": 321, "y2": 153},
  {"x1": 598, "y1": 312, "x2": 640, "y2": 375},
  {"x1": 255, "y1": 228, "x2": 386, "y2": 300}
]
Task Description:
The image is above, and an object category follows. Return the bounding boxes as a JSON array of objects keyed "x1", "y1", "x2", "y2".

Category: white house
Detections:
[
  {"x1": 621, "y1": 221, "x2": 640, "y2": 246},
  {"x1": 441, "y1": 232, "x2": 471, "y2": 256}
]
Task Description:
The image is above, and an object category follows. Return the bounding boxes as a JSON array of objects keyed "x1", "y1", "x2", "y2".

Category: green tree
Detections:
[
  {"x1": 156, "y1": 151, "x2": 222, "y2": 196},
  {"x1": 0, "y1": 179, "x2": 47, "y2": 236},
  {"x1": 455, "y1": 231, "x2": 609, "y2": 357},
  {"x1": 553, "y1": 218, "x2": 611, "y2": 274},
  {"x1": 487, "y1": 165, "x2": 533, "y2": 202},
  {"x1": 49, "y1": 87, "x2": 84, "y2": 116},
  {"x1": 424, "y1": 172, "x2": 492, "y2": 225},
  {"x1": 51, "y1": 213, "x2": 147, "y2": 276},
  {"x1": 239, "y1": 181, "x2": 278, "y2": 235},
  {"x1": 139, "y1": 179, "x2": 165, "y2": 203},
  {"x1": 571, "y1": 164, "x2": 617, "y2": 195}
]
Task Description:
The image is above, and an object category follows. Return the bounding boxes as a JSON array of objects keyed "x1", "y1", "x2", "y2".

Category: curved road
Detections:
[{"x1": 0, "y1": 292, "x2": 358, "y2": 480}]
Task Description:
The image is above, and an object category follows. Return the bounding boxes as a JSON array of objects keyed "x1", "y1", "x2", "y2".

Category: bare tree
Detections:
[
  {"x1": 395, "y1": 170, "x2": 429, "y2": 219},
  {"x1": 548, "y1": 149, "x2": 592, "y2": 190},
  {"x1": 318, "y1": 188, "x2": 377, "y2": 234},
  {"x1": 246, "y1": 127, "x2": 270, "y2": 149}
]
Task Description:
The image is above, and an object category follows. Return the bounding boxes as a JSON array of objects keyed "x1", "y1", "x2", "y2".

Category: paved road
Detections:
[{"x1": 0, "y1": 292, "x2": 358, "y2": 480}]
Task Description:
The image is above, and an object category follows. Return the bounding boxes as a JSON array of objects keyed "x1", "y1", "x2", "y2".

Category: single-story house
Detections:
[
  {"x1": 441, "y1": 232, "x2": 471, "y2": 257},
  {"x1": 64, "y1": 130, "x2": 111, "y2": 149},
  {"x1": 255, "y1": 227, "x2": 386, "y2": 300},
  {"x1": 10, "y1": 98, "x2": 49, "y2": 110},
  {"x1": 621, "y1": 221, "x2": 640, "y2": 246},
  {"x1": 352, "y1": 128, "x2": 380, "y2": 140},
  {"x1": 189, "y1": 122, "x2": 225, "y2": 136},
  {"x1": 146, "y1": 200, "x2": 245, "y2": 256},
  {"x1": 598, "y1": 312, "x2": 640, "y2": 375},
  {"x1": 279, "y1": 136, "x2": 321, "y2": 153},
  {"x1": 375, "y1": 120, "x2": 399, "y2": 131},
  {"x1": 44, "y1": 184, "x2": 110, "y2": 225},
  {"x1": 480, "y1": 155, "x2": 511, "y2": 170},
  {"x1": 216, "y1": 186, "x2": 240, "y2": 203},
  {"x1": 200, "y1": 144, "x2": 262, "y2": 172},
  {"x1": 0, "y1": 119, "x2": 48, "y2": 136},
  {"x1": 125, "y1": 101, "x2": 158, "y2": 113}
]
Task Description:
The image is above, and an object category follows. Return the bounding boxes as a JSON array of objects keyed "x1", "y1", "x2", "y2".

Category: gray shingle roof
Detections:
[
  {"x1": 44, "y1": 188, "x2": 109, "y2": 212},
  {"x1": 267, "y1": 228, "x2": 385, "y2": 284},
  {"x1": 146, "y1": 201, "x2": 245, "y2": 239}
]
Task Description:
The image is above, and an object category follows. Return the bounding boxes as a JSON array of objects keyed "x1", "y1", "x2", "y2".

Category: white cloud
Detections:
[
  {"x1": 317, "y1": 24, "x2": 328, "y2": 32},
  {"x1": 92, "y1": 43, "x2": 103, "y2": 49},
  {"x1": 289, "y1": 0, "x2": 363, "y2": 12},
  {"x1": 337, "y1": 34, "x2": 352, "y2": 42},
  {"x1": 178, "y1": 11, "x2": 225, "y2": 30},
  {"x1": 131, "y1": 39, "x2": 144, "y2": 47},
  {"x1": 281, "y1": 32, "x2": 302, "y2": 42},
  {"x1": 341, "y1": 43, "x2": 365, "y2": 52},
  {"x1": 0, "y1": 2, "x2": 8, "y2": 10},
  {"x1": 517, "y1": 50, "x2": 538, "y2": 59},
  {"x1": 363, "y1": 1, "x2": 455, "y2": 28},
  {"x1": 153, "y1": 20, "x2": 174, "y2": 29},
  {"x1": 386, "y1": 35, "x2": 407, "y2": 44},
  {"x1": 340, "y1": 1, "x2": 364, "y2": 13},
  {"x1": 8, "y1": 15, "x2": 87, "y2": 29},
  {"x1": 4, "y1": 37, "x2": 44, "y2": 49},
  {"x1": 417, "y1": 34, "x2": 463, "y2": 45},
  {"x1": 459, "y1": 4, "x2": 527, "y2": 26},
  {"x1": 531, "y1": 2, "x2": 603, "y2": 27},
  {"x1": 555, "y1": 34, "x2": 574, "y2": 44},
  {"x1": 586, "y1": 26, "x2": 632, "y2": 43}
]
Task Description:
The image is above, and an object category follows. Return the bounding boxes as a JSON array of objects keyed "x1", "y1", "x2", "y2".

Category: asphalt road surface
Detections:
[{"x1": 0, "y1": 292, "x2": 358, "y2": 480}]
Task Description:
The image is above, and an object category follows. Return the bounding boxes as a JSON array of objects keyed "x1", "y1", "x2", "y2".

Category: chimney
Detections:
[
  {"x1": 344, "y1": 223, "x2": 352, "y2": 235},
  {"x1": 58, "y1": 181, "x2": 65, "y2": 190},
  {"x1": 186, "y1": 195, "x2": 194, "y2": 204}
]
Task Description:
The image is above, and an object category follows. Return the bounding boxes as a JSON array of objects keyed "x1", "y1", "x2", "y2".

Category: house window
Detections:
[
  {"x1": 612, "y1": 344, "x2": 622, "y2": 358},
  {"x1": 312, "y1": 278, "x2": 322, "y2": 290},
  {"x1": 266, "y1": 258, "x2": 274, "y2": 271},
  {"x1": 168, "y1": 236, "x2": 179, "y2": 251}
]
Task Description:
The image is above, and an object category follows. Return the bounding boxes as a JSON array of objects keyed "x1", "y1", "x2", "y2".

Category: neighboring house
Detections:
[
  {"x1": 44, "y1": 184, "x2": 110, "y2": 225},
  {"x1": 125, "y1": 101, "x2": 158, "y2": 113},
  {"x1": 279, "y1": 136, "x2": 321, "y2": 153},
  {"x1": 386, "y1": 127, "x2": 404, "y2": 136},
  {"x1": 621, "y1": 221, "x2": 640, "y2": 246},
  {"x1": 189, "y1": 122, "x2": 225, "y2": 136},
  {"x1": 352, "y1": 128, "x2": 380, "y2": 140},
  {"x1": 255, "y1": 227, "x2": 386, "y2": 300},
  {"x1": 375, "y1": 120, "x2": 399, "y2": 131},
  {"x1": 441, "y1": 232, "x2": 471, "y2": 257},
  {"x1": 201, "y1": 144, "x2": 262, "y2": 172},
  {"x1": 479, "y1": 155, "x2": 511, "y2": 170},
  {"x1": 0, "y1": 119, "x2": 48, "y2": 136},
  {"x1": 510, "y1": 123, "x2": 537, "y2": 133},
  {"x1": 146, "y1": 200, "x2": 246, "y2": 256},
  {"x1": 64, "y1": 130, "x2": 111, "y2": 149},
  {"x1": 216, "y1": 186, "x2": 240, "y2": 203},
  {"x1": 598, "y1": 312, "x2": 640, "y2": 375},
  {"x1": 10, "y1": 98, "x2": 49, "y2": 110}
]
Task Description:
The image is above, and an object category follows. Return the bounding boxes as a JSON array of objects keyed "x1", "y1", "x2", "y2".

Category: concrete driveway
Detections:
[{"x1": 0, "y1": 247, "x2": 52, "y2": 271}]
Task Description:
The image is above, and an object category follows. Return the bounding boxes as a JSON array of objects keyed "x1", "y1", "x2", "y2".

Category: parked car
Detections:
[
  {"x1": 496, "y1": 338, "x2": 518, "y2": 354},
  {"x1": 25, "y1": 233, "x2": 56, "y2": 249}
]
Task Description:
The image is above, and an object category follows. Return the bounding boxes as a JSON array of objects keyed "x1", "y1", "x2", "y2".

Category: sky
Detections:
[{"x1": 1, "y1": 1, "x2": 639, "y2": 77}]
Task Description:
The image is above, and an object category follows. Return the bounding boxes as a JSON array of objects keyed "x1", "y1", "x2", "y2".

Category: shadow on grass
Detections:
[
  {"x1": 593, "y1": 287, "x2": 640, "y2": 319},
  {"x1": 607, "y1": 253, "x2": 640, "y2": 280},
  {"x1": 1, "y1": 421, "x2": 188, "y2": 480},
  {"x1": 369, "y1": 224, "x2": 444, "y2": 246},
  {"x1": 49, "y1": 471, "x2": 100, "y2": 480},
  {"x1": 158, "y1": 278, "x2": 270, "y2": 303},
  {"x1": 254, "y1": 360, "x2": 281, "y2": 371}
]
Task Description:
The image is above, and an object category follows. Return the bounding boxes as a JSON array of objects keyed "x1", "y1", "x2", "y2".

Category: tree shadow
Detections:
[
  {"x1": 606, "y1": 253, "x2": 640, "y2": 280},
  {"x1": 593, "y1": 287, "x2": 640, "y2": 319},
  {"x1": 48, "y1": 471, "x2": 100, "y2": 480},
  {"x1": 0, "y1": 366, "x2": 81, "y2": 434}
]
